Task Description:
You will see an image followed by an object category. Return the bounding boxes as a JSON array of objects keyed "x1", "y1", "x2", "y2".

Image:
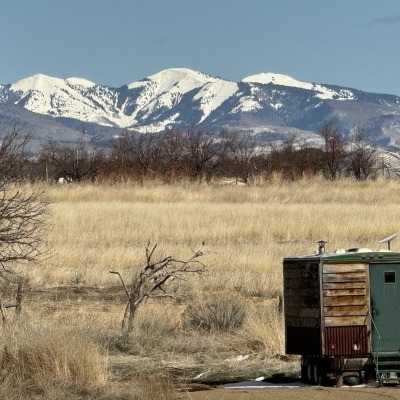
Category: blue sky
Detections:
[{"x1": 1, "y1": 0, "x2": 400, "y2": 95}]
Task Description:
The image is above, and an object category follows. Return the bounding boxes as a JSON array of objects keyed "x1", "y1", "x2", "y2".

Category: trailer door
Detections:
[{"x1": 369, "y1": 263, "x2": 400, "y2": 353}]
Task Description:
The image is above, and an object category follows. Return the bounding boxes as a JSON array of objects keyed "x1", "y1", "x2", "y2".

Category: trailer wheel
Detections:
[
  {"x1": 307, "y1": 360, "x2": 317, "y2": 385},
  {"x1": 301, "y1": 365, "x2": 308, "y2": 383},
  {"x1": 306, "y1": 359, "x2": 324, "y2": 385},
  {"x1": 314, "y1": 360, "x2": 325, "y2": 385},
  {"x1": 301, "y1": 357, "x2": 309, "y2": 383}
]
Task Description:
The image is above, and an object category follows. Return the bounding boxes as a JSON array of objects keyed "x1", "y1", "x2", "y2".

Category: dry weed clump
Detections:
[
  {"x1": 0, "y1": 323, "x2": 107, "y2": 397},
  {"x1": 184, "y1": 292, "x2": 248, "y2": 333},
  {"x1": 236, "y1": 301, "x2": 285, "y2": 356},
  {"x1": 113, "y1": 303, "x2": 181, "y2": 354}
]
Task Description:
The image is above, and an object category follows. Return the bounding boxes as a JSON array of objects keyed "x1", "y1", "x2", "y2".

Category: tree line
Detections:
[{"x1": 1, "y1": 121, "x2": 379, "y2": 184}]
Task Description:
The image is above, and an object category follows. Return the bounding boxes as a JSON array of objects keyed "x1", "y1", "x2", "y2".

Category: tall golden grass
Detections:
[{"x1": 27, "y1": 177, "x2": 400, "y2": 295}]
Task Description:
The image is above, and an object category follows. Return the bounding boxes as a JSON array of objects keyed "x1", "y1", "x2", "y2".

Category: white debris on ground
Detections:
[
  {"x1": 217, "y1": 380, "x2": 381, "y2": 389},
  {"x1": 223, "y1": 355, "x2": 249, "y2": 363}
]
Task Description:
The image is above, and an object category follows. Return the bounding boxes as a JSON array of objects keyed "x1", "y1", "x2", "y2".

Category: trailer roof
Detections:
[{"x1": 284, "y1": 249, "x2": 400, "y2": 263}]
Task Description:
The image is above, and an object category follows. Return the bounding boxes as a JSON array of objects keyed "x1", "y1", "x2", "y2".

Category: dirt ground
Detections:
[{"x1": 182, "y1": 385, "x2": 400, "y2": 400}]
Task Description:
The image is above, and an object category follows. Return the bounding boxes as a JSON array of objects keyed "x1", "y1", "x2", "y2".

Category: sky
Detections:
[{"x1": 1, "y1": 0, "x2": 400, "y2": 95}]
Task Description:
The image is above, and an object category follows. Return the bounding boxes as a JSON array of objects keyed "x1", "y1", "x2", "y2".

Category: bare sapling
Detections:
[
  {"x1": 0, "y1": 123, "x2": 50, "y2": 323},
  {"x1": 110, "y1": 242, "x2": 206, "y2": 333}
]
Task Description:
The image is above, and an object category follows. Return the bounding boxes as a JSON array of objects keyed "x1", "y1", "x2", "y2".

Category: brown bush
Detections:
[{"x1": 185, "y1": 292, "x2": 247, "y2": 333}]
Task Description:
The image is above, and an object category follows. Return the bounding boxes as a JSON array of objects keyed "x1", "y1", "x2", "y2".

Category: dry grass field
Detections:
[{"x1": 2, "y1": 176, "x2": 400, "y2": 399}]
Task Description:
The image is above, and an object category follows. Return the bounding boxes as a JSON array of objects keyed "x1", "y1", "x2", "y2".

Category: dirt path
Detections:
[{"x1": 183, "y1": 386, "x2": 400, "y2": 400}]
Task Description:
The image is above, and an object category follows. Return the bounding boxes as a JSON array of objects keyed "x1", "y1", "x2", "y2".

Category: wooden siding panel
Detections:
[
  {"x1": 323, "y1": 282, "x2": 366, "y2": 290},
  {"x1": 284, "y1": 261, "x2": 320, "y2": 335},
  {"x1": 324, "y1": 288, "x2": 366, "y2": 297},
  {"x1": 324, "y1": 305, "x2": 369, "y2": 316},
  {"x1": 323, "y1": 263, "x2": 367, "y2": 274},
  {"x1": 324, "y1": 295, "x2": 367, "y2": 307},
  {"x1": 325, "y1": 315, "x2": 368, "y2": 326},
  {"x1": 322, "y1": 262, "x2": 369, "y2": 330},
  {"x1": 323, "y1": 272, "x2": 366, "y2": 283}
]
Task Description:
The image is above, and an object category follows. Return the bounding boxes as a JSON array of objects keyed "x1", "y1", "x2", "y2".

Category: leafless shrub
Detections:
[
  {"x1": 185, "y1": 292, "x2": 247, "y2": 333},
  {"x1": 111, "y1": 243, "x2": 206, "y2": 333}
]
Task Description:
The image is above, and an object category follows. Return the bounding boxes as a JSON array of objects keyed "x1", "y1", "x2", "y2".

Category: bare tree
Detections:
[
  {"x1": 346, "y1": 124, "x2": 377, "y2": 180},
  {"x1": 39, "y1": 131, "x2": 105, "y2": 182},
  {"x1": 0, "y1": 124, "x2": 49, "y2": 320},
  {"x1": 110, "y1": 243, "x2": 206, "y2": 333},
  {"x1": 225, "y1": 130, "x2": 259, "y2": 183},
  {"x1": 320, "y1": 121, "x2": 347, "y2": 180},
  {"x1": 158, "y1": 129, "x2": 187, "y2": 180},
  {"x1": 184, "y1": 128, "x2": 225, "y2": 182},
  {"x1": 0, "y1": 183, "x2": 49, "y2": 282},
  {"x1": 0, "y1": 121, "x2": 33, "y2": 180},
  {"x1": 110, "y1": 130, "x2": 159, "y2": 181},
  {"x1": 0, "y1": 183, "x2": 49, "y2": 322}
]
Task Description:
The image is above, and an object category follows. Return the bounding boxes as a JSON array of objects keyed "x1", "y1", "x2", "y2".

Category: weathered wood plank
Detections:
[
  {"x1": 323, "y1": 282, "x2": 366, "y2": 290},
  {"x1": 323, "y1": 288, "x2": 366, "y2": 297},
  {"x1": 323, "y1": 272, "x2": 366, "y2": 283},
  {"x1": 323, "y1": 263, "x2": 367, "y2": 274},
  {"x1": 324, "y1": 295, "x2": 367, "y2": 307},
  {"x1": 325, "y1": 315, "x2": 368, "y2": 326},
  {"x1": 323, "y1": 305, "x2": 369, "y2": 317}
]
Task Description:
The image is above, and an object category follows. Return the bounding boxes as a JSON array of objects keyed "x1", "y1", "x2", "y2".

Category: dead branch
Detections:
[{"x1": 111, "y1": 243, "x2": 207, "y2": 333}]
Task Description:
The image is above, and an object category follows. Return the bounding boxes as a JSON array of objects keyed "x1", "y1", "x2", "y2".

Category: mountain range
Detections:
[{"x1": 1, "y1": 68, "x2": 400, "y2": 149}]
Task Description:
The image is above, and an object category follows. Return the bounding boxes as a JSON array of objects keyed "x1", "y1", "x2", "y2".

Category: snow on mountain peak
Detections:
[
  {"x1": 242, "y1": 72, "x2": 314, "y2": 90},
  {"x1": 148, "y1": 67, "x2": 214, "y2": 83},
  {"x1": 11, "y1": 74, "x2": 66, "y2": 93},
  {"x1": 66, "y1": 77, "x2": 95, "y2": 88},
  {"x1": 242, "y1": 72, "x2": 352, "y2": 100},
  {"x1": 127, "y1": 68, "x2": 217, "y2": 93}
]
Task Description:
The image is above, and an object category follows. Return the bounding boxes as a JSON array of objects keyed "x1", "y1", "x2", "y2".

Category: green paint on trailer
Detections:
[{"x1": 369, "y1": 263, "x2": 400, "y2": 353}]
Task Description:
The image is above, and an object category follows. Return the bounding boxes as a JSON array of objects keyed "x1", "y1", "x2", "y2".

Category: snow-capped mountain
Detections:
[{"x1": 1, "y1": 68, "x2": 400, "y2": 148}]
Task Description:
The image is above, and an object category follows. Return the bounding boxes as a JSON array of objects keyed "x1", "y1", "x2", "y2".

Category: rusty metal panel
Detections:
[{"x1": 325, "y1": 325, "x2": 369, "y2": 356}]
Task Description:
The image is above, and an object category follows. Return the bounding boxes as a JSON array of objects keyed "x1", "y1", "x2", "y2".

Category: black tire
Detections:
[
  {"x1": 307, "y1": 358, "x2": 325, "y2": 385},
  {"x1": 312, "y1": 361, "x2": 319, "y2": 385},
  {"x1": 307, "y1": 360, "x2": 316, "y2": 385},
  {"x1": 301, "y1": 364, "x2": 308, "y2": 383},
  {"x1": 316, "y1": 360, "x2": 327, "y2": 385}
]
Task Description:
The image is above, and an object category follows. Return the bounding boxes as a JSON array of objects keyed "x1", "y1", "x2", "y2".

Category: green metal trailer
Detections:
[{"x1": 283, "y1": 238, "x2": 400, "y2": 386}]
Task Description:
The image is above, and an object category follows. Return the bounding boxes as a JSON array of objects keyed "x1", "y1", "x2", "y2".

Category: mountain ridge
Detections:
[{"x1": 1, "y1": 68, "x2": 400, "y2": 149}]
